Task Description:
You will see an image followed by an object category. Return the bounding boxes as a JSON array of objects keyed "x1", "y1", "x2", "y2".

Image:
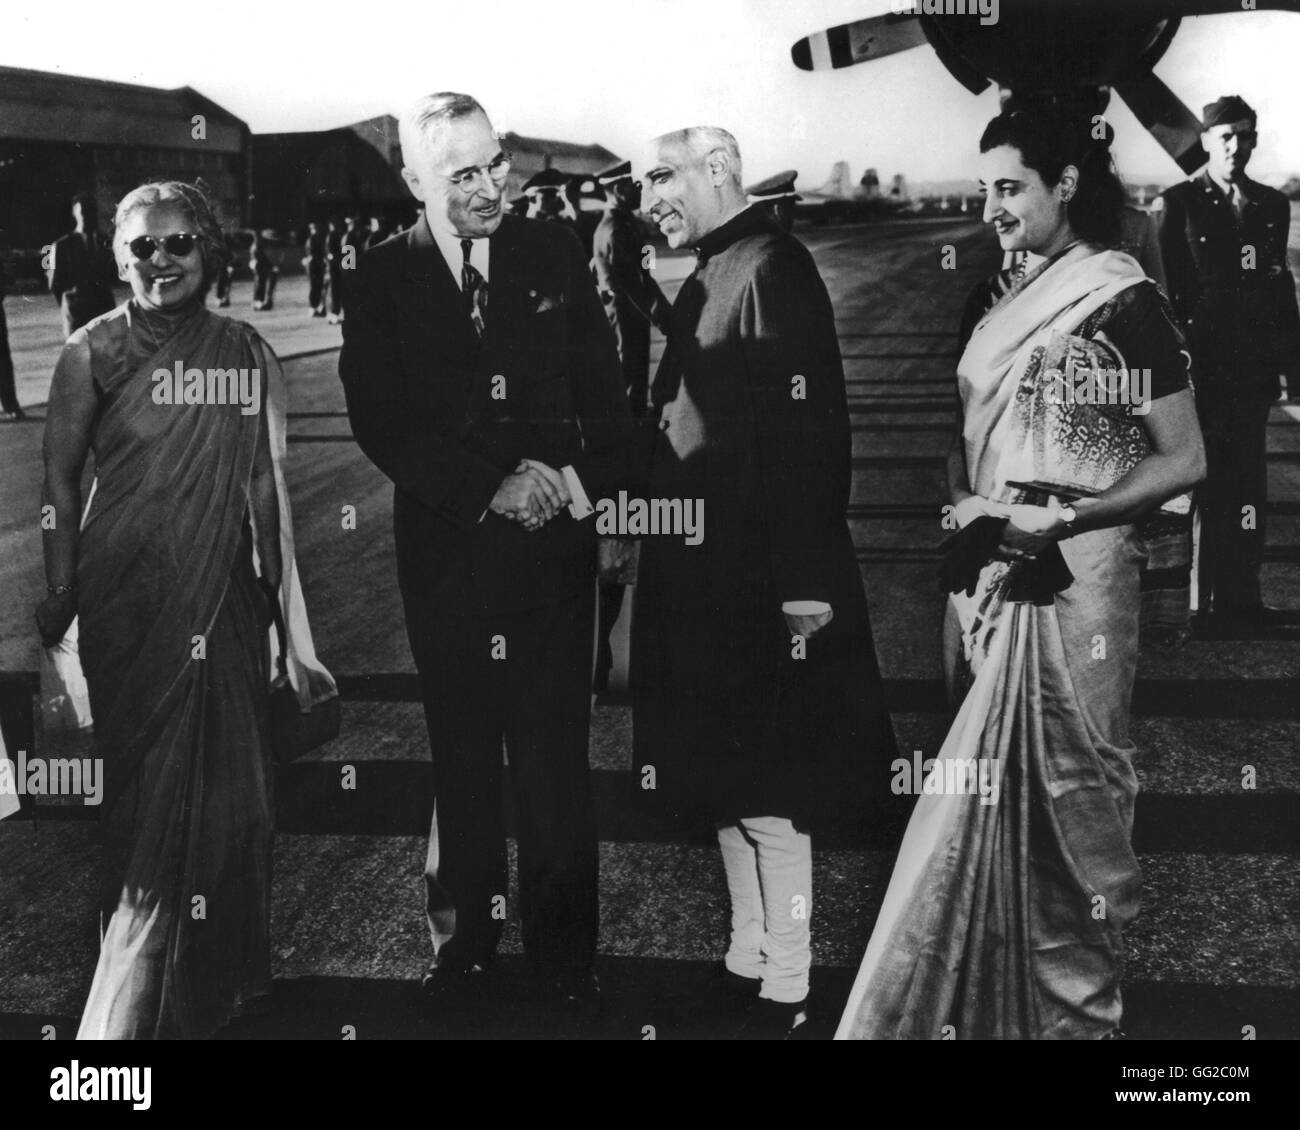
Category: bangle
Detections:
[{"x1": 47, "y1": 583, "x2": 77, "y2": 596}]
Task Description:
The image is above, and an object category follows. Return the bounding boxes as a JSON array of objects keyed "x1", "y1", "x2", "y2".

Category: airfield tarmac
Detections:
[{"x1": 1, "y1": 217, "x2": 1297, "y2": 1039}]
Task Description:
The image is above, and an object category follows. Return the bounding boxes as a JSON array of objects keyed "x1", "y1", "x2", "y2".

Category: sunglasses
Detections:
[{"x1": 127, "y1": 232, "x2": 201, "y2": 261}]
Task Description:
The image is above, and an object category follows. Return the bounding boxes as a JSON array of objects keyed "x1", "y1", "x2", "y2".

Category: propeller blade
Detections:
[
  {"x1": 1113, "y1": 72, "x2": 1205, "y2": 176},
  {"x1": 791, "y1": 13, "x2": 928, "y2": 72}
]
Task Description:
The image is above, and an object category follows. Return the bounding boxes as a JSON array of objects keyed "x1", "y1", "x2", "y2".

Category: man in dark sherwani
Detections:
[
  {"x1": 46, "y1": 193, "x2": 116, "y2": 338},
  {"x1": 631, "y1": 126, "x2": 897, "y2": 1039},
  {"x1": 1157, "y1": 95, "x2": 1300, "y2": 628}
]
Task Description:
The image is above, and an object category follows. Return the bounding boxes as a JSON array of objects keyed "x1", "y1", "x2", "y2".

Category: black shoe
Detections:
[
  {"x1": 684, "y1": 963, "x2": 761, "y2": 1025},
  {"x1": 419, "y1": 957, "x2": 489, "y2": 1012},
  {"x1": 1101, "y1": 1028, "x2": 1128, "y2": 1040},
  {"x1": 735, "y1": 996, "x2": 810, "y2": 1041}
]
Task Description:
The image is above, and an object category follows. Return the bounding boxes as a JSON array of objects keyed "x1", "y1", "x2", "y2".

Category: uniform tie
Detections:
[
  {"x1": 461, "y1": 238, "x2": 488, "y2": 336},
  {"x1": 1228, "y1": 182, "x2": 1246, "y2": 223}
]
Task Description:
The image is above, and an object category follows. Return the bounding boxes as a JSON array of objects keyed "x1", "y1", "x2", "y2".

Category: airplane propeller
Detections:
[{"x1": 791, "y1": 1, "x2": 1298, "y2": 176}]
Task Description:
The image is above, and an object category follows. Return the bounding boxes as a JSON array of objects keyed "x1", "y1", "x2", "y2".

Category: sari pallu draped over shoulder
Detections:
[
  {"x1": 836, "y1": 246, "x2": 1147, "y2": 1041},
  {"x1": 64, "y1": 302, "x2": 336, "y2": 1039}
]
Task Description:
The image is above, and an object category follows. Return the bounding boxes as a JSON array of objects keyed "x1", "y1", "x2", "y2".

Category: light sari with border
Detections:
[{"x1": 836, "y1": 245, "x2": 1149, "y2": 1040}]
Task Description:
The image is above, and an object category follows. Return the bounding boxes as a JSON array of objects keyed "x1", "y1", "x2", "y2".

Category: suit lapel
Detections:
[{"x1": 405, "y1": 215, "x2": 479, "y2": 366}]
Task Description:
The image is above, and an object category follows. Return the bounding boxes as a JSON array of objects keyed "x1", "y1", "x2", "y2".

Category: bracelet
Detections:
[{"x1": 47, "y1": 583, "x2": 77, "y2": 596}]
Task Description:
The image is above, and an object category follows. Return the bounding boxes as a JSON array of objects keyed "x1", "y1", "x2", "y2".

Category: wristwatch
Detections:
[{"x1": 1058, "y1": 503, "x2": 1078, "y2": 537}]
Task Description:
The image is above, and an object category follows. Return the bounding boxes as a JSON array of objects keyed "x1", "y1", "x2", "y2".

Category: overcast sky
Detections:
[{"x1": 5, "y1": 0, "x2": 1300, "y2": 191}]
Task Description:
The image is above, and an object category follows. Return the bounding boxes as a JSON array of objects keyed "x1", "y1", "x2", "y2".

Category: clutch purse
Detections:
[{"x1": 268, "y1": 595, "x2": 340, "y2": 764}]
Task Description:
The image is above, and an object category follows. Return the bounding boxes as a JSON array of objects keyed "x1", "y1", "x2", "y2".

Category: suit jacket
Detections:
[
  {"x1": 339, "y1": 212, "x2": 629, "y2": 615},
  {"x1": 47, "y1": 230, "x2": 115, "y2": 322},
  {"x1": 1156, "y1": 170, "x2": 1300, "y2": 396}
]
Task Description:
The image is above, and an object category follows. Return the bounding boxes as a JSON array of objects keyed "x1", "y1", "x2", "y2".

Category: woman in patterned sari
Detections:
[
  {"x1": 836, "y1": 110, "x2": 1206, "y2": 1040},
  {"x1": 37, "y1": 181, "x2": 336, "y2": 1039}
]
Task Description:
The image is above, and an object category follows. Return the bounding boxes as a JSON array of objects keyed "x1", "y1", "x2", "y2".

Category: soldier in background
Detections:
[
  {"x1": 326, "y1": 217, "x2": 346, "y2": 324},
  {"x1": 746, "y1": 169, "x2": 801, "y2": 234},
  {"x1": 567, "y1": 175, "x2": 604, "y2": 259},
  {"x1": 213, "y1": 232, "x2": 236, "y2": 307},
  {"x1": 523, "y1": 168, "x2": 580, "y2": 238},
  {"x1": 303, "y1": 221, "x2": 328, "y2": 317},
  {"x1": 46, "y1": 193, "x2": 116, "y2": 337},
  {"x1": 590, "y1": 159, "x2": 672, "y2": 692},
  {"x1": 250, "y1": 232, "x2": 278, "y2": 311},
  {"x1": 0, "y1": 228, "x2": 22, "y2": 420},
  {"x1": 1157, "y1": 95, "x2": 1300, "y2": 629},
  {"x1": 367, "y1": 214, "x2": 392, "y2": 249}
]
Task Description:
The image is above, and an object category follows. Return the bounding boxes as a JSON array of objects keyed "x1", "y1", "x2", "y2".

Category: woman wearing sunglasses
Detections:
[{"x1": 38, "y1": 180, "x2": 335, "y2": 1038}]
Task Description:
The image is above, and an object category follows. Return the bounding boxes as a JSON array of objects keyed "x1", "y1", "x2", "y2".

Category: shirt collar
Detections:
[
  {"x1": 691, "y1": 203, "x2": 772, "y2": 265},
  {"x1": 425, "y1": 214, "x2": 490, "y2": 286}
]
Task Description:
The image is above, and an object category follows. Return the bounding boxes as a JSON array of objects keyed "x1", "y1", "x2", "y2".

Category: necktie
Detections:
[
  {"x1": 460, "y1": 238, "x2": 487, "y2": 336},
  {"x1": 1229, "y1": 183, "x2": 1246, "y2": 223}
]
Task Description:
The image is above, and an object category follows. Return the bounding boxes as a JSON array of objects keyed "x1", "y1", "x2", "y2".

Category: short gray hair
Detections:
[
  {"x1": 654, "y1": 126, "x2": 743, "y2": 186},
  {"x1": 399, "y1": 92, "x2": 489, "y2": 159}
]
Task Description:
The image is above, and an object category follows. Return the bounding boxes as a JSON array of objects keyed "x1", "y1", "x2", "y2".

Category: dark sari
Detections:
[{"x1": 70, "y1": 300, "x2": 285, "y2": 1038}]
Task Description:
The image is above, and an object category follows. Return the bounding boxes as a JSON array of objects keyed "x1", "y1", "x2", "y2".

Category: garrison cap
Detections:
[
  {"x1": 523, "y1": 167, "x2": 570, "y2": 195},
  {"x1": 1201, "y1": 95, "x2": 1257, "y2": 130},
  {"x1": 746, "y1": 169, "x2": 801, "y2": 203},
  {"x1": 597, "y1": 159, "x2": 633, "y2": 185}
]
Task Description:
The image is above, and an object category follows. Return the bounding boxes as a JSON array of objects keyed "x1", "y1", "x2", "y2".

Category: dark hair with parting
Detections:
[{"x1": 979, "y1": 105, "x2": 1127, "y2": 249}]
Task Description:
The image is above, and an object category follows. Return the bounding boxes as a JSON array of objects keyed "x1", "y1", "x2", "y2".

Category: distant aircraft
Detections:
[
  {"x1": 790, "y1": 0, "x2": 1299, "y2": 176},
  {"x1": 797, "y1": 161, "x2": 911, "y2": 225}
]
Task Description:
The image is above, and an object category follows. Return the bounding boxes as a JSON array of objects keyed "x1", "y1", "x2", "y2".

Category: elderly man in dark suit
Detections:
[
  {"x1": 631, "y1": 126, "x2": 896, "y2": 1039},
  {"x1": 46, "y1": 193, "x2": 116, "y2": 338},
  {"x1": 1157, "y1": 95, "x2": 1300, "y2": 629},
  {"x1": 339, "y1": 92, "x2": 629, "y2": 1017}
]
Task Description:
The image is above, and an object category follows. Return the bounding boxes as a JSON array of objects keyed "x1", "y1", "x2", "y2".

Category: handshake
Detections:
[{"x1": 489, "y1": 458, "x2": 572, "y2": 532}]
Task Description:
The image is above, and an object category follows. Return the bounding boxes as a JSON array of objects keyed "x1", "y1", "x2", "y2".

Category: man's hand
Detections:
[
  {"x1": 35, "y1": 592, "x2": 77, "y2": 648},
  {"x1": 489, "y1": 460, "x2": 569, "y2": 529},
  {"x1": 785, "y1": 608, "x2": 833, "y2": 639}
]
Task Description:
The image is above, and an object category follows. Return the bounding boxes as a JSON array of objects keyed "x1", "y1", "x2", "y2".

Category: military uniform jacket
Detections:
[
  {"x1": 592, "y1": 207, "x2": 669, "y2": 329},
  {"x1": 1156, "y1": 170, "x2": 1300, "y2": 397},
  {"x1": 47, "y1": 230, "x2": 116, "y2": 322}
]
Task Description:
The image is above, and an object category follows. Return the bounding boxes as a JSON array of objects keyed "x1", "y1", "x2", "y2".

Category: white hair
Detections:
[
  {"x1": 654, "y1": 126, "x2": 743, "y2": 186},
  {"x1": 398, "y1": 92, "x2": 489, "y2": 160}
]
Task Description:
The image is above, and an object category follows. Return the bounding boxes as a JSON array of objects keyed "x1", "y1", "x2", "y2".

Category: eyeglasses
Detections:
[
  {"x1": 446, "y1": 152, "x2": 513, "y2": 194},
  {"x1": 127, "y1": 232, "x2": 201, "y2": 260}
]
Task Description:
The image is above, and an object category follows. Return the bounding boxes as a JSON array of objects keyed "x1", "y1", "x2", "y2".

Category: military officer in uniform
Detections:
[
  {"x1": 523, "y1": 167, "x2": 580, "y2": 236},
  {"x1": 591, "y1": 160, "x2": 670, "y2": 416},
  {"x1": 746, "y1": 169, "x2": 801, "y2": 234},
  {"x1": 46, "y1": 193, "x2": 117, "y2": 338},
  {"x1": 589, "y1": 159, "x2": 672, "y2": 691},
  {"x1": 1156, "y1": 95, "x2": 1300, "y2": 628}
]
